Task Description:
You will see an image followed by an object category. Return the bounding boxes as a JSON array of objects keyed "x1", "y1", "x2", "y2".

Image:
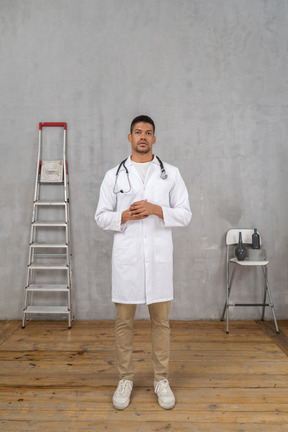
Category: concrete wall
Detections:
[{"x1": 1, "y1": 0, "x2": 288, "y2": 321}]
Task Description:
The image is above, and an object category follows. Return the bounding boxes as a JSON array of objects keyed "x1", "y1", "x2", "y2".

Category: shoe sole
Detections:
[
  {"x1": 158, "y1": 400, "x2": 175, "y2": 410},
  {"x1": 113, "y1": 398, "x2": 130, "y2": 410}
]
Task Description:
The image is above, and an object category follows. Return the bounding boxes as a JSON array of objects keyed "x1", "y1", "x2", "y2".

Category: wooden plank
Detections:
[
  {"x1": 1, "y1": 373, "x2": 288, "y2": 388},
  {"x1": 1, "y1": 387, "x2": 288, "y2": 404},
  {"x1": 0, "y1": 405, "x2": 288, "y2": 422},
  {"x1": 0, "y1": 348, "x2": 285, "y2": 361},
  {"x1": 1, "y1": 336, "x2": 281, "y2": 352},
  {"x1": 1, "y1": 358, "x2": 288, "y2": 375},
  {"x1": 1, "y1": 421, "x2": 288, "y2": 432},
  {"x1": 1, "y1": 319, "x2": 274, "y2": 336},
  {"x1": 1, "y1": 399, "x2": 288, "y2": 414}
]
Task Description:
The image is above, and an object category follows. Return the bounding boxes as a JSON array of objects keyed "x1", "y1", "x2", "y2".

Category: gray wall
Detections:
[{"x1": 1, "y1": 0, "x2": 288, "y2": 321}]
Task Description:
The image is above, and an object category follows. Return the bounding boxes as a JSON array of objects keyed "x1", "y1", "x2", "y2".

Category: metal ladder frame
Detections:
[{"x1": 22, "y1": 122, "x2": 73, "y2": 328}]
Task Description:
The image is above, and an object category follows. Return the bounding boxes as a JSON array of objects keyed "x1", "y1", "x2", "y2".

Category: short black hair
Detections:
[{"x1": 130, "y1": 115, "x2": 155, "y2": 134}]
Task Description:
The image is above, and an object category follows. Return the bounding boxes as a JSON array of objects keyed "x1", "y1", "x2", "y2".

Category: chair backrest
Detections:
[{"x1": 226, "y1": 229, "x2": 262, "y2": 246}]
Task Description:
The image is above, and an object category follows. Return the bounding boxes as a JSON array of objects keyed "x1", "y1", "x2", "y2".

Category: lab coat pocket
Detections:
[
  {"x1": 112, "y1": 233, "x2": 138, "y2": 264},
  {"x1": 154, "y1": 232, "x2": 173, "y2": 263}
]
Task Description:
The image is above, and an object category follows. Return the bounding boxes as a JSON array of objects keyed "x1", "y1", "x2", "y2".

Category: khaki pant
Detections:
[{"x1": 115, "y1": 301, "x2": 171, "y2": 382}]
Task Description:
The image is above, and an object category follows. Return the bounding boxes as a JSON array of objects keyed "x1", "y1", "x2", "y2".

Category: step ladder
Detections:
[{"x1": 22, "y1": 122, "x2": 73, "y2": 328}]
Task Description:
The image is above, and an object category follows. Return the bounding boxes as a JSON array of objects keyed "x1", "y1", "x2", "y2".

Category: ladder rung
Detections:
[
  {"x1": 34, "y1": 201, "x2": 66, "y2": 206},
  {"x1": 30, "y1": 243, "x2": 68, "y2": 248},
  {"x1": 33, "y1": 254, "x2": 68, "y2": 260},
  {"x1": 234, "y1": 303, "x2": 271, "y2": 307},
  {"x1": 39, "y1": 181, "x2": 64, "y2": 185},
  {"x1": 26, "y1": 284, "x2": 69, "y2": 292},
  {"x1": 28, "y1": 263, "x2": 69, "y2": 270},
  {"x1": 32, "y1": 222, "x2": 67, "y2": 227},
  {"x1": 23, "y1": 306, "x2": 70, "y2": 314}
]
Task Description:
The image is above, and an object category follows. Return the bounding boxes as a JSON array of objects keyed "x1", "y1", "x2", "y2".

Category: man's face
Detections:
[{"x1": 128, "y1": 122, "x2": 156, "y2": 155}]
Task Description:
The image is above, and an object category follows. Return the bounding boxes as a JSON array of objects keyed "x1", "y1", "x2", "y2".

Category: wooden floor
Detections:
[{"x1": 1, "y1": 320, "x2": 288, "y2": 432}]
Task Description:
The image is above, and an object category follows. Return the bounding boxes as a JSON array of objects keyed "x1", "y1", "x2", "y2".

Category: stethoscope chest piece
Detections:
[{"x1": 160, "y1": 171, "x2": 168, "y2": 180}]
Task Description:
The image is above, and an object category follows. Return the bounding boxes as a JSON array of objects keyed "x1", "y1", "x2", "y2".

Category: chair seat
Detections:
[{"x1": 230, "y1": 257, "x2": 269, "y2": 266}]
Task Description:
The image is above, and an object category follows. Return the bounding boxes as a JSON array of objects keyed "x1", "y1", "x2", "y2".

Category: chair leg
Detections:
[
  {"x1": 221, "y1": 300, "x2": 227, "y2": 322},
  {"x1": 226, "y1": 305, "x2": 229, "y2": 334},
  {"x1": 261, "y1": 271, "x2": 267, "y2": 321},
  {"x1": 262, "y1": 267, "x2": 280, "y2": 334},
  {"x1": 221, "y1": 287, "x2": 229, "y2": 333},
  {"x1": 221, "y1": 267, "x2": 236, "y2": 334}
]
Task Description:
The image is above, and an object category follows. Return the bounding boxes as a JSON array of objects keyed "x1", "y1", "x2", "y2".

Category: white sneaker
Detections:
[
  {"x1": 154, "y1": 379, "x2": 175, "y2": 409},
  {"x1": 113, "y1": 379, "x2": 133, "y2": 410}
]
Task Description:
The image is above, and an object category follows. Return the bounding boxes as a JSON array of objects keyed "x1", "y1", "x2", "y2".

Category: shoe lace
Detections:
[
  {"x1": 155, "y1": 379, "x2": 172, "y2": 395},
  {"x1": 117, "y1": 379, "x2": 132, "y2": 395}
]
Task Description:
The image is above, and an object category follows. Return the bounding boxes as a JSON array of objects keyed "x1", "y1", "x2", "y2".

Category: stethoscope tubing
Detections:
[{"x1": 113, "y1": 156, "x2": 167, "y2": 194}]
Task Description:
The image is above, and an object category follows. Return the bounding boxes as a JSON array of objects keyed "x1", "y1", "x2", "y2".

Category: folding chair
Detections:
[{"x1": 221, "y1": 229, "x2": 279, "y2": 334}]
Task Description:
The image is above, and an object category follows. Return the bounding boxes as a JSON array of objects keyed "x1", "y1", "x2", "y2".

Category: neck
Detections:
[{"x1": 131, "y1": 152, "x2": 154, "y2": 163}]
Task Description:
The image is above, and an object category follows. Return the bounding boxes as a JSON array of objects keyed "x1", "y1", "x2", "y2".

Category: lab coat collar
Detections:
[{"x1": 126, "y1": 155, "x2": 160, "y2": 167}]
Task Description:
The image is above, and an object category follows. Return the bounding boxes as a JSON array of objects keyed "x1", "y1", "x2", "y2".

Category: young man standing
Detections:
[{"x1": 95, "y1": 115, "x2": 191, "y2": 410}]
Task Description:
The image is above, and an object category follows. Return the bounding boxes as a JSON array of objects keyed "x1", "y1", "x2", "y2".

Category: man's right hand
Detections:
[{"x1": 121, "y1": 208, "x2": 148, "y2": 224}]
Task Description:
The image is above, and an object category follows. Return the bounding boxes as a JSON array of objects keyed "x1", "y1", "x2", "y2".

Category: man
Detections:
[{"x1": 95, "y1": 115, "x2": 191, "y2": 410}]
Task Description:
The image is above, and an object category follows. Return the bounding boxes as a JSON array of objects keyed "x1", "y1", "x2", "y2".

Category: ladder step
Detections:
[
  {"x1": 32, "y1": 222, "x2": 67, "y2": 227},
  {"x1": 39, "y1": 181, "x2": 64, "y2": 185},
  {"x1": 26, "y1": 284, "x2": 69, "y2": 292},
  {"x1": 28, "y1": 263, "x2": 69, "y2": 270},
  {"x1": 34, "y1": 201, "x2": 66, "y2": 206},
  {"x1": 32, "y1": 254, "x2": 68, "y2": 260},
  {"x1": 23, "y1": 306, "x2": 70, "y2": 314},
  {"x1": 30, "y1": 243, "x2": 68, "y2": 248}
]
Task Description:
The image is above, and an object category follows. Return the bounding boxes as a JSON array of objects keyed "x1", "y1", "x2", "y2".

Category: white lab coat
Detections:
[{"x1": 95, "y1": 156, "x2": 192, "y2": 305}]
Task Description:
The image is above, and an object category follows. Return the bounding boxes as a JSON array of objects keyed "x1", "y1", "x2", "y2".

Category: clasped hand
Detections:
[{"x1": 121, "y1": 200, "x2": 163, "y2": 224}]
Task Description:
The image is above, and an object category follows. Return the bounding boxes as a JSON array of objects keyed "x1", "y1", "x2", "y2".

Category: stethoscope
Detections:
[{"x1": 113, "y1": 156, "x2": 168, "y2": 194}]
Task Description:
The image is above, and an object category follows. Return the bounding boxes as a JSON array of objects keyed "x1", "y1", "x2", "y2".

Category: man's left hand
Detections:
[{"x1": 129, "y1": 200, "x2": 163, "y2": 220}]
